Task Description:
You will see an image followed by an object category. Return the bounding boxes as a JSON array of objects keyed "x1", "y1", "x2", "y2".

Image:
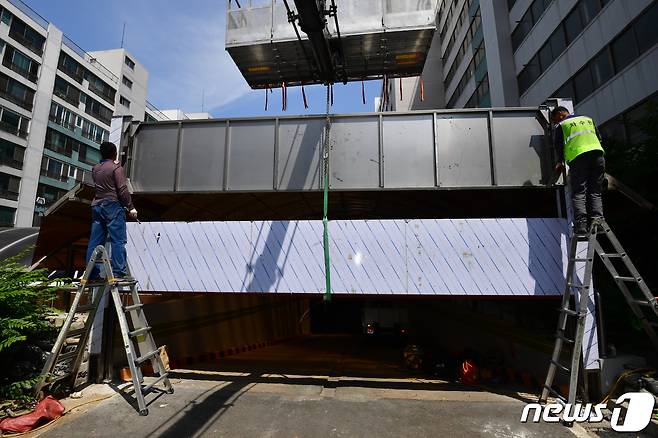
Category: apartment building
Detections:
[
  {"x1": 0, "y1": 0, "x2": 164, "y2": 227},
  {"x1": 389, "y1": 0, "x2": 658, "y2": 144}
]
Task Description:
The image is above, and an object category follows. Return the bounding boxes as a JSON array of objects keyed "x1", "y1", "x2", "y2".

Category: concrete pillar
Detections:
[{"x1": 15, "y1": 24, "x2": 61, "y2": 226}]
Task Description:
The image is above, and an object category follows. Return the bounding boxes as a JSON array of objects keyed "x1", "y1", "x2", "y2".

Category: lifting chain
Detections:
[{"x1": 322, "y1": 84, "x2": 332, "y2": 302}]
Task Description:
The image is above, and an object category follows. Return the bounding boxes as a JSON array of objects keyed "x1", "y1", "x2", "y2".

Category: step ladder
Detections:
[
  {"x1": 35, "y1": 245, "x2": 173, "y2": 416},
  {"x1": 540, "y1": 218, "x2": 658, "y2": 409}
]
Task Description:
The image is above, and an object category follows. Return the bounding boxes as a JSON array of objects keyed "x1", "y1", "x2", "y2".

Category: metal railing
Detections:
[
  {"x1": 0, "y1": 120, "x2": 28, "y2": 138},
  {"x1": 2, "y1": 58, "x2": 38, "y2": 82},
  {"x1": 5, "y1": 0, "x2": 48, "y2": 30},
  {"x1": 145, "y1": 100, "x2": 169, "y2": 120},
  {"x1": 0, "y1": 88, "x2": 33, "y2": 111},
  {"x1": 48, "y1": 114, "x2": 75, "y2": 131}
]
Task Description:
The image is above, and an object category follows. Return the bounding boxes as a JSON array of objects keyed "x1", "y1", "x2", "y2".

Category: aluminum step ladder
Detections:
[
  {"x1": 35, "y1": 245, "x2": 173, "y2": 416},
  {"x1": 540, "y1": 218, "x2": 658, "y2": 409}
]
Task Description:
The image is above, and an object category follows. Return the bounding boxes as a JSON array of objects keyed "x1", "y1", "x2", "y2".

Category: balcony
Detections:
[
  {"x1": 40, "y1": 168, "x2": 69, "y2": 183},
  {"x1": 0, "y1": 120, "x2": 28, "y2": 138},
  {"x1": 2, "y1": 58, "x2": 38, "y2": 83},
  {"x1": 8, "y1": 29, "x2": 43, "y2": 56},
  {"x1": 0, "y1": 187, "x2": 19, "y2": 201},
  {"x1": 0, "y1": 155, "x2": 22, "y2": 170},
  {"x1": 57, "y1": 64, "x2": 84, "y2": 84},
  {"x1": 85, "y1": 107, "x2": 111, "y2": 126},
  {"x1": 44, "y1": 141, "x2": 73, "y2": 158},
  {"x1": 48, "y1": 114, "x2": 75, "y2": 132},
  {"x1": 88, "y1": 82, "x2": 116, "y2": 106},
  {"x1": 80, "y1": 129, "x2": 103, "y2": 144},
  {"x1": 53, "y1": 88, "x2": 79, "y2": 107},
  {"x1": 0, "y1": 89, "x2": 33, "y2": 111}
]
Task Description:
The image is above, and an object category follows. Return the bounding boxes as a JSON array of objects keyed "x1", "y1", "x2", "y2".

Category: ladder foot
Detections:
[
  {"x1": 167, "y1": 388, "x2": 175, "y2": 394},
  {"x1": 139, "y1": 409, "x2": 149, "y2": 416}
]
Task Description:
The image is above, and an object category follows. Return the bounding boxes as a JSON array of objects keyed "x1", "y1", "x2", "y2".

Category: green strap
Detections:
[{"x1": 322, "y1": 85, "x2": 332, "y2": 302}]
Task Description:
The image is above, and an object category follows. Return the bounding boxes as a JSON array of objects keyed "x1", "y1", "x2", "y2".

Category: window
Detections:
[
  {"x1": 124, "y1": 56, "x2": 135, "y2": 70},
  {"x1": 611, "y1": 28, "x2": 639, "y2": 72},
  {"x1": 122, "y1": 76, "x2": 133, "y2": 89},
  {"x1": 119, "y1": 96, "x2": 130, "y2": 108},
  {"x1": 45, "y1": 128, "x2": 74, "y2": 157},
  {"x1": 634, "y1": 2, "x2": 658, "y2": 53},
  {"x1": 563, "y1": 9, "x2": 583, "y2": 44},
  {"x1": 0, "y1": 106, "x2": 28, "y2": 138},
  {"x1": 573, "y1": 67, "x2": 594, "y2": 103},
  {"x1": 0, "y1": 138, "x2": 25, "y2": 169},
  {"x1": 85, "y1": 71, "x2": 116, "y2": 105},
  {"x1": 53, "y1": 76, "x2": 81, "y2": 106},
  {"x1": 8, "y1": 17, "x2": 45, "y2": 55},
  {"x1": 0, "y1": 7, "x2": 12, "y2": 26},
  {"x1": 0, "y1": 72, "x2": 35, "y2": 110},
  {"x1": 511, "y1": 0, "x2": 556, "y2": 52},
  {"x1": 3, "y1": 45, "x2": 39, "y2": 82},
  {"x1": 548, "y1": 27, "x2": 566, "y2": 59},
  {"x1": 58, "y1": 52, "x2": 84, "y2": 83},
  {"x1": 78, "y1": 144, "x2": 100, "y2": 166},
  {"x1": 589, "y1": 49, "x2": 613, "y2": 88},
  {"x1": 0, "y1": 205, "x2": 15, "y2": 227},
  {"x1": 0, "y1": 172, "x2": 20, "y2": 201}
]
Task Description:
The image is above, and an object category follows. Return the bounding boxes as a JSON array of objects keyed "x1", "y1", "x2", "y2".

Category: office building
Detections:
[{"x1": 389, "y1": 0, "x2": 658, "y2": 144}]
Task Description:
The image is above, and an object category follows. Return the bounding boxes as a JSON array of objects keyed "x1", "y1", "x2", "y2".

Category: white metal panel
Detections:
[{"x1": 126, "y1": 218, "x2": 570, "y2": 296}]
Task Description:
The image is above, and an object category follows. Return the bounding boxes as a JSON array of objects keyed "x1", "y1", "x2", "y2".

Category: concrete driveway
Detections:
[{"x1": 36, "y1": 335, "x2": 587, "y2": 438}]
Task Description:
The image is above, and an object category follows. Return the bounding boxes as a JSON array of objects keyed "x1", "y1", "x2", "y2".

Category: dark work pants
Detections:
[{"x1": 568, "y1": 150, "x2": 605, "y2": 225}]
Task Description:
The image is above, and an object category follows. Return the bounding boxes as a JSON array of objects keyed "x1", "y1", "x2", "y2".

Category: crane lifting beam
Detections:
[{"x1": 225, "y1": 0, "x2": 439, "y2": 88}]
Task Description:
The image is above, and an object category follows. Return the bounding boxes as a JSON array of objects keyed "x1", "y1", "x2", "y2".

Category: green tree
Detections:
[{"x1": 0, "y1": 253, "x2": 62, "y2": 401}]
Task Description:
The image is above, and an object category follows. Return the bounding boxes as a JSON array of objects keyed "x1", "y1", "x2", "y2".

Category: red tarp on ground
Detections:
[{"x1": 0, "y1": 396, "x2": 64, "y2": 434}]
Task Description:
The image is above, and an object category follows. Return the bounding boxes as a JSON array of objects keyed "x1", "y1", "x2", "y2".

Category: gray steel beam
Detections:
[{"x1": 130, "y1": 107, "x2": 554, "y2": 194}]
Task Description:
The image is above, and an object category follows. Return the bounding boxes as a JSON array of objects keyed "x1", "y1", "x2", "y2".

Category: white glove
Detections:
[{"x1": 128, "y1": 208, "x2": 138, "y2": 219}]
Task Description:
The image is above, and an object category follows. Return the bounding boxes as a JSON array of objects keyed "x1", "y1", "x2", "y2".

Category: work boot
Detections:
[
  {"x1": 589, "y1": 216, "x2": 604, "y2": 230},
  {"x1": 573, "y1": 220, "x2": 588, "y2": 236}
]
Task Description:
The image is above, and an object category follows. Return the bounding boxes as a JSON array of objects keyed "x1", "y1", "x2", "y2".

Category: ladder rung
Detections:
[
  {"x1": 566, "y1": 283, "x2": 589, "y2": 289},
  {"x1": 550, "y1": 360, "x2": 570, "y2": 373},
  {"x1": 135, "y1": 349, "x2": 160, "y2": 365},
  {"x1": 142, "y1": 373, "x2": 169, "y2": 394},
  {"x1": 47, "y1": 372, "x2": 73, "y2": 385},
  {"x1": 569, "y1": 258, "x2": 592, "y2": 262},
  {"x1": 557, "y1": 333, "x2": 575, "y2": 344},
  {"x1": 129, "y1": 327, "x2": 152, "y2": 338},
  {"x1": 56, "y1": 349, "x2": 79, "y2": 363},
  {"x1": 634, "y1": 300, "x2": 657, "y2": 308},
  {"x1": 560, "y1": 308, "x2": 580, "y2": 317},
  {"x1": 66, "y1": 328, "x2": 86, "y2": 338},
  {"x1": 599, "y1": 253, "x2": 624, "y2": 258},
  {"x1": 124, "y1": 303, "x2": 143, "y2": 312},
  {"x1": 614, "y1": 276, "x2": 640, "y2": 282}
]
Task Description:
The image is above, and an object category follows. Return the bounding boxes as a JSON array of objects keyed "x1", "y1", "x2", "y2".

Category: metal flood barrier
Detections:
[
  {"x1": 225, "y1": 0, "x2": 439, "y2": 88},
  {"x1": 128, "y1": 108, "x2": 552, "y2": 193}
]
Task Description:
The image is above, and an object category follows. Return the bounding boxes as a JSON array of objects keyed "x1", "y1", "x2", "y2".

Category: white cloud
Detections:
[{"x1": 116, "y1": 1, "x2": 250, "y2": 113}]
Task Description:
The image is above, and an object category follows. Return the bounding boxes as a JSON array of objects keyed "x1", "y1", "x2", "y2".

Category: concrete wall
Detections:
[
  {"x1": 119, "y1": 294, "x2": 311, "y2": 366},
  {"x1": 90, "y1": 48, "x2": 149, "y2": 122}
]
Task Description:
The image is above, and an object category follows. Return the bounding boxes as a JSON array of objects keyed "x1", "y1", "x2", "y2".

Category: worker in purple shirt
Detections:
[{"x1": 85, "y1": 142, "x2": 137, "y2": 278}]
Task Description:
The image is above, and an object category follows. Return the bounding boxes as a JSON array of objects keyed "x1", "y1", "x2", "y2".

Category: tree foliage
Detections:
[{"x1": 0, "y1": 252, "x2": 62, "y2": 401}]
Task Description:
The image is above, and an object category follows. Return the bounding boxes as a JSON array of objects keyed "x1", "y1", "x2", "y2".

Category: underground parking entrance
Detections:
[{"x1": 114, "y1": 293, "x2": 562, "y2": 396}]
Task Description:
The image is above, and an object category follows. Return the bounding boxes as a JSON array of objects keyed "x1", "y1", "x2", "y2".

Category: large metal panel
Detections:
[
  {"x1": 227, "y1": 120, "x2": 275, "y2": 190},
  {"x1": 126, "y1": 218, "x2": 568, "y2": 296},
  {"x1": 383, "y1": 114, "x2": 435, "y2": 188},
  {"x1": 492, "y1": 112, "x2": 546, "y2": 186},
  {"x1": 178, "y1": 124, "x2": 226, "y2": 191},
  {"x1": 277, "y1": 119, "x2": 323, "y2": 190},
  {"x1": 132, "y1": 125, "x2": 179, "y2": 192},
  {"x1": 330, "y1": 117, "x2": 380, "y2": 189},
  {"x1": 436, "y1": 114, "x2": 492, "y2": 187}
]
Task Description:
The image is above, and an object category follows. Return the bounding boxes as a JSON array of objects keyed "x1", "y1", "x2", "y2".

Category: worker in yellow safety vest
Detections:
[{"x1": 552, "y1": 106, "x2": 605, "y2": 235}]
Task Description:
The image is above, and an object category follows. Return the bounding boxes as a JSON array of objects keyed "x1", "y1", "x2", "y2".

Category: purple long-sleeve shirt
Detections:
[{"x1": 91, "y1": 160, "x2": 134, "y2": 210}]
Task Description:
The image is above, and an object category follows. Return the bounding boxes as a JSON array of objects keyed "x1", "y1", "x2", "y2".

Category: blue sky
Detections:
[{"x1": 25, "y1": 0, "x2": 383, "y2": 117}]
